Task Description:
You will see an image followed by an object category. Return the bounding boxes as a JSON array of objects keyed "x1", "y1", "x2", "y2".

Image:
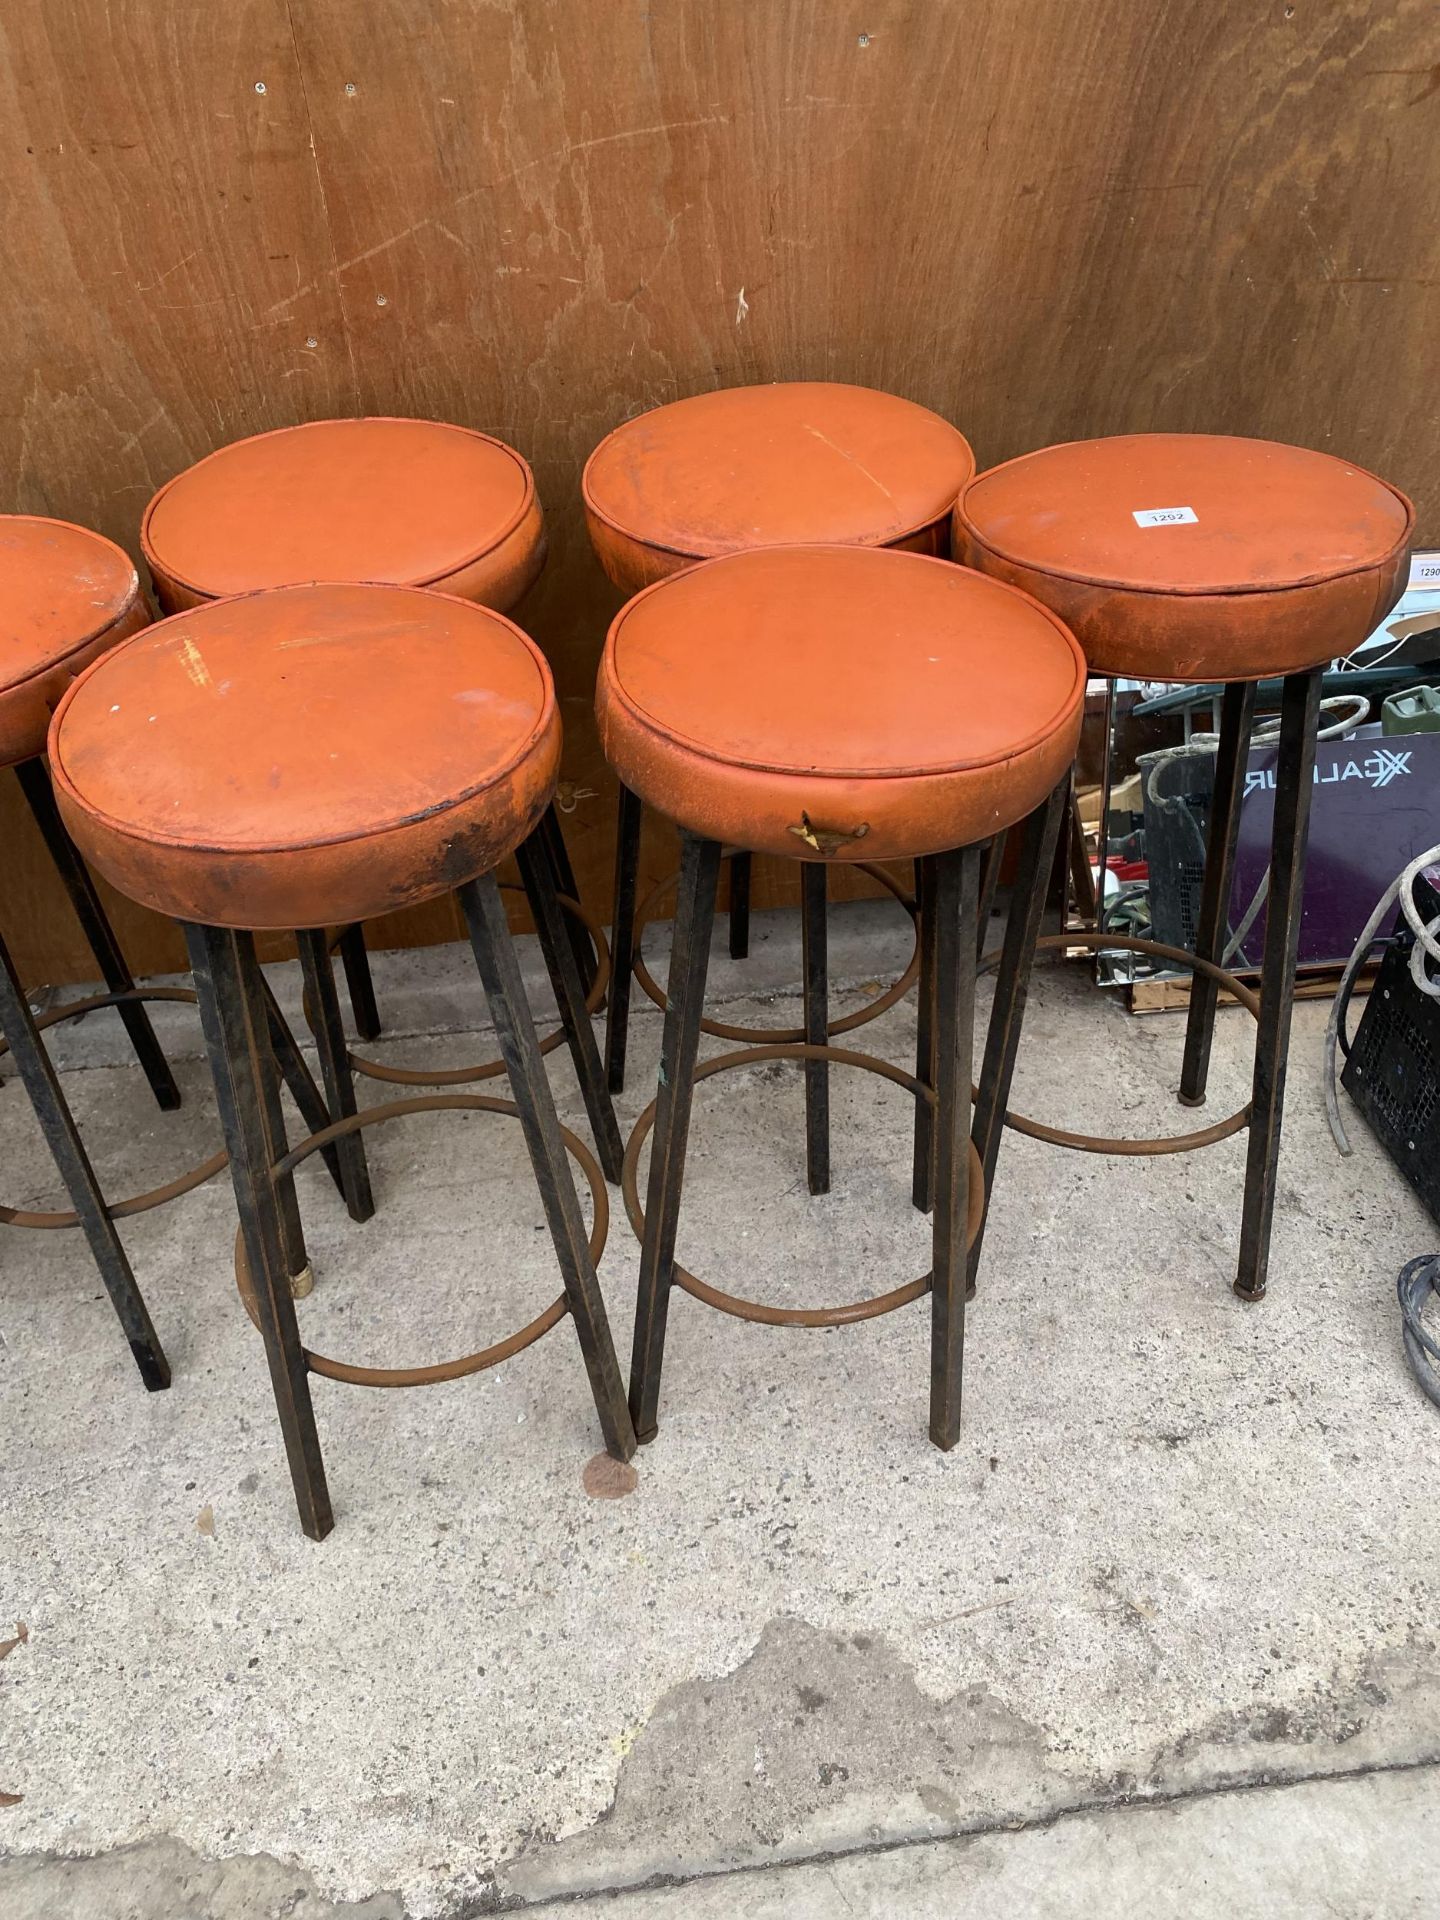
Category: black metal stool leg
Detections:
[
  {"x1": 1234, "y1": 668, "x2": 1323, "y2": 1302},
  {"x1": 975, "y1": 830, "x2": 1006, "y2": 964},
  {"x1": 258, "y1": 975, "x2": 352, "y2": 1212},
  {"x1": 628, "y1": 833, "x2": 722, "y2": 1442},
  {"x1": 252, "y1": 972, "x2": 318, "y2": 1295},
  {"x1": 1179, "y1": 680, "x2": 1258, "y2": 1107},
  {"x1": 15, "y1": 758, "x2": 181, "y2": 1113},
  {"x1": 296, "y1": 930, "x2": 375, "y2": 1224},
  {"x1": 605, "y1": 783, "x2": 642, "y2": 1095},
  {"x1": 536, "y1": 801, "x2": 599, "y2": 996},
  {"x1": 337, "y1": 924, "x2": 382, "y2": 1043},
  {"x1": 911, "y1": 854, "x2": 938, "y2": 1212},
  {"x1": 801, "y1": 860, "x2": 830, "y2": 1195},
  {"x1": 728, "y1": 851, "x2": 753, "y2": 960},
  {"x1": 184, "y1": 923, "x2": 332, "y2": 1538},
  {"x1": 0, "y1": 926, "x2": 170, "y2": 1390},
  {"x1": 516, "y1": 833, "x2": 624, "y2": 1183},
  {"x1": 459, "y1": 873, "x2": 635, "y2": 1461},
  {"x1": 929, "y1": 844, "x2": 981, "y2": 1451},
  {"x1": 967, "y1": 780, "x2": 1068, "y2": 1296}
]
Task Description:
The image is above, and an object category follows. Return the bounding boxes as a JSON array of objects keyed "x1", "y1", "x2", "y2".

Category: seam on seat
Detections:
[
  {"x1": 141, "y1": 420, "x2": 536, "y2": 601},
  {"x1": 602, "y1": 646, "x2": 1085, "y2": 783},
  {"x1": 48, "y1": 598, "x2": 556, "y2": 856},
  {"x1": 956, "y1": 448, "x2": 1415, "y2": 598},
  {"x1": 581, "y1": 496, "x2": 960, "y2": 564},
  {"x1": 955, "y1": 523, "x2": 1414, "y2": 599},
  {"x1": 0, "y1": 592, "x2": 140, "y2": 697},
  {"x1": 580, "y1": 402, "x2": 975, "y2": 559}
]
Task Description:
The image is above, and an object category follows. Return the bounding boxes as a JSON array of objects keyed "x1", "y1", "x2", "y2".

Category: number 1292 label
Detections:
[{"x1": 1132, "y1": 506, "x2": 1198, "y2": 527}]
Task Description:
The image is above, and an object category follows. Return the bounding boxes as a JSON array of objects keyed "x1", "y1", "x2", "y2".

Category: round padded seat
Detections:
[
  {"x1": 0, "y1": 516, "x2": 149, "y2": 768},
  {"x1": 142, "y1": 418, "x2": 545, "y2": 615},
  {"x1": 583, "y1": 383, "x2": 975, "y2": 593},
  {"x1": 954, "y1": 434, "x2": 1412, "y2": 681},
  {"x1": 49, "y1": 583, "x2": 560, "y2": 931},
  {"x1": 596, "y1": 545, "x2": 1084, "y2": 862}
]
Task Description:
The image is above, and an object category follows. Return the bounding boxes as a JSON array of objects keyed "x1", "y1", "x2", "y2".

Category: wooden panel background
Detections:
[{"x1": 1, "y1": 0, "x2": 1435, "y2": 982}]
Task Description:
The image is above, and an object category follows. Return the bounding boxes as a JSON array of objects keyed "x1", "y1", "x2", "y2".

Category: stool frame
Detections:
[
  {"x1": 627, "y1": 827, "x2": 1016, "y2": 1451},
  {"x1": 334, "y1": 799, "x2": 598, "y2": 1047},
  {"x1": 606, "y1": 786, "x2": 918, "y2": 1100},
  {"x1": 605, "y1": 788, "x2": 757, "y2": 1093},
  {"x1": 0, "y1": 756, "x2": 188, "y2": 1387},
  {"x1": 968, "y1": 668, "x2": 1325, "y2": 1304},
  {"x1": 13, "y1": 757, "x2": 181, "y2": 1111},
  {"x1": 0, "y1": 925, "x2": 170, "y2": 1390},
  {"x1": 184, "y1": 848, "x2": 635, "y2": 1539}
]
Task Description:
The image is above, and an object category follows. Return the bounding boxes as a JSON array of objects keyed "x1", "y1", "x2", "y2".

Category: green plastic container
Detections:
[{"x1": 1382, "y1": 684, "x2": 1440, "y2": 735}]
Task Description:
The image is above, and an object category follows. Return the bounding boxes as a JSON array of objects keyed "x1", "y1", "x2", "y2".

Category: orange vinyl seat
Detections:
[
  {"x1": 583, "y1": 382, "x2": 975, "y2": 594},
  {"x1": 954, "y1": 433, "x2": 1412, "y2": 681},
  {"x1": 0, "y1": 516, "x2": 150, "y2": 768},
  {"x1": 142, "y1": 418, "x2": 546, "y2": 615},
  {"x1": 49, "y1": 583, "x2": 560, "y2": 932},
  {"x1": 596, "y1": 545, "x2": 1085, "y2": 862}
]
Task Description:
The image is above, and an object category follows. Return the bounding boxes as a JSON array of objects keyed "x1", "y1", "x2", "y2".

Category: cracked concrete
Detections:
[
  {"x1": 2, "y1": 900, "x2": 1437, "y2": 1914},
  {"x1": 525, "y1": 1763, "x2": 1440, "y2": 1916}
]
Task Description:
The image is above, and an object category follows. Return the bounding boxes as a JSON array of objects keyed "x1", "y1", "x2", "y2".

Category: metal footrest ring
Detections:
[
  {"x1": 982, "y1": 931, "x2": 1260, "y2": 1156},
  {"x1": 338, "y1": 887, "x2": 610, "y2": 1089},
  {"x1": 233, "y1": 1091, "x2": 608, "y2": 1387},
  {"x1": 0, "y1": 986, "x2": 227, "y2": 1227},
  {"x1": 621, "y1": 1040, "x2": 983, "y2": 1327},
  {"x1": 631, "y1": 857, "x2": 919, "y2": 1045}
]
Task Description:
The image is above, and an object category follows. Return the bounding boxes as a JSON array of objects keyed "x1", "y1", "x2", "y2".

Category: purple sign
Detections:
[{"x1": 1230, "y1": 730, "x2": 1440, "y2": 969}]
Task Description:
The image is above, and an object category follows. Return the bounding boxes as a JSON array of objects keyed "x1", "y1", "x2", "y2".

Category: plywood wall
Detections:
[{"x1": 2, "y1": 0, "x2": 1435, "y2": 981}]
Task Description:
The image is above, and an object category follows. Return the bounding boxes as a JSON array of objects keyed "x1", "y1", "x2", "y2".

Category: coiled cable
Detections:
[{"x1": 1398, "y1": 1255, "x2": 1440, "y2": 1410}]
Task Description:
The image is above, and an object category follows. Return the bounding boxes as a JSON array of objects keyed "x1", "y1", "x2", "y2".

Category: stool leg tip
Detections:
[
  {"x1": 132, "y1": 1343, "x2": 173, "y2": 1392},
  {"x1": 1176, "y1": 1089, "x2": 1207, "y2": 1109},
  {"x1": 289, "y1": 1264, "x2": 316, "y2": 1300},
  {"x1": 1232, "y1": 1278, "x2": 1266, "y2": 1303}
]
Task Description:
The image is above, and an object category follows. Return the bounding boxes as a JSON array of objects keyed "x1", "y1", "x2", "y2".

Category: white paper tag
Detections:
[
  {"x1": 1408, "y1": 550, "x2": 1440, "y2": 590},
  {"x1": 1132, "y1": 506, "x2": 1198, "y2": 527}
]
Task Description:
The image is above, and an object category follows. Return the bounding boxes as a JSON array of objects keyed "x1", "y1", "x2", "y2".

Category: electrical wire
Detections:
[
  {"x1": 1398, "y1": 1255, "x2": 1440, "y2": 1411},
  {"x1": 1250, "y1": 693, "x2": 1373, "y2": 743}
]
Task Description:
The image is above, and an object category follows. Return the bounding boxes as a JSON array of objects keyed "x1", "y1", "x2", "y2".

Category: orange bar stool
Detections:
[
  {"x1": 583, "y1": 382, "x2": 975, "y2": 1095},
  {"x1": 0, "y1": 515, "x2": 192, "y2": 1387},
  {"x1": 955, "y1": 434, "x2": 1413, "y2": 1301},
  {"x1": 50, "y1": 582, "x2": 634, "y2": 1536},
  {"x1": 596, "y1": 545, "x2": 1083, "y2": 1446},
  {"x1": 142, "y1": 416, "x2": 598, "y2": 1061}
]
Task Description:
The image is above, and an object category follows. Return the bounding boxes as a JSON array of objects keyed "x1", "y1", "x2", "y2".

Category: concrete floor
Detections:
[{"x1": 1, "y1": 901, "x2": 1437, "y2": 1917}]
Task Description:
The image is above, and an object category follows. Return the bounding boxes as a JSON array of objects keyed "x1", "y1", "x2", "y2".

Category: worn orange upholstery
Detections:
[
  {"x1": 955, "y1": 434, "x2": 1412, "y2": 682},
  {"x1": 583, "y1": 383, "x2": 975, "y2": 594},
  {"x1": 597, "y1": 546, "x2": 1084, "y2": 862},
  {"x1": 50, "y1": 583, "x2": 560, "y2": 931},
  {"x1": 0, "y1": 516, "x2": 150, "y2": 769},
  {"x1": 142, "y1": 418, "x2": 546, "y2": 616}
]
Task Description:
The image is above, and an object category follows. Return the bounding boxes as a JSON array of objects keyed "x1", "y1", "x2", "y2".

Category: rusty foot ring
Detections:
[
  {"x1": 234, "y1": 1092, "x2": 608, "y2": 1387},
  {"x1": 982, "y1": 931, "x2": 1260, "y2": 1156},
  {"x1": 631, "y1": 858, "x2": 920, "y2": 1044},
  {"x1": 0, "y1": 986, "x2": 227, "y2": 1229},
  {"x1": 620, "y1": 1041, "x2": 982, "y2": 1327},
  {"x1": 340, "y1": 888, "x2": 611, "y2": 1088}
]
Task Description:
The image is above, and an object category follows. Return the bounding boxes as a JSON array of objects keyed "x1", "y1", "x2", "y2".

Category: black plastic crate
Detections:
[{"x1": 1342, "y1": 874, "x2": 1440, "y2": 1226}]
